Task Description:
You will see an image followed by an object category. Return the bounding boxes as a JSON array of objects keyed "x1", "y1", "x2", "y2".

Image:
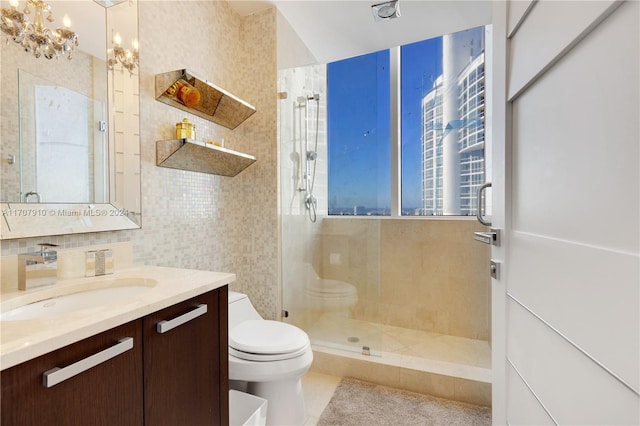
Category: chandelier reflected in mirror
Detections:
[
  {"x1": 0, "y1": 0, "x2": 78, "y2": 60},
  {"x1": 108, "y1": 32, "x2": 138, "y2": 75}
]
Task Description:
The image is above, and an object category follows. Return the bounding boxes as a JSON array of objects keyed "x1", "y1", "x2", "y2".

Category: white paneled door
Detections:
[{"x1": 492, "y1": 1, "x2": 639, "y2": 424}]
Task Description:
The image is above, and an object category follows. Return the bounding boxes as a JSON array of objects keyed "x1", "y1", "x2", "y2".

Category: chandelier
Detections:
[
  {"x1": 108, "y1": 32, "x2": 138, "y2": 75},
  {"x1": 0, "y1": 0, "x2": 78, "y2": 60}
]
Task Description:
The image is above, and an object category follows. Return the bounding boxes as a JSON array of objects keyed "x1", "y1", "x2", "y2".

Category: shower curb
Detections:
[{"x1": 309, "y1": 345, "x2": 491, "y2": 408}]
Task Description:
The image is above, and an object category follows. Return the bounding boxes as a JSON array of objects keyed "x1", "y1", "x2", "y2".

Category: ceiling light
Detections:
[
  {"x1": 371, "y1": 0, "x2": 401, "y2": 22},
  {"x1": 0, "y1": 0, "x2": 78, "y2": 60}
]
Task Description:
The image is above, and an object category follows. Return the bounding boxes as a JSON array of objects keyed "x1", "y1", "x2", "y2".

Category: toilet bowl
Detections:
[{"x1": 228, "y1": 291, "x2": 313, "y2": 426}]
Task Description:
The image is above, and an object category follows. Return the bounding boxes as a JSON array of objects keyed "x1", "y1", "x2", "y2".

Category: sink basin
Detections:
[{"x1": 0, "y1": 278, "x2": 157, "y2": 321}]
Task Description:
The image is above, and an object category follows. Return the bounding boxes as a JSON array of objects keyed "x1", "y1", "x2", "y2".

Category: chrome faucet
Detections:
[
  {"x1": 18, "y1": 243, "x2": 58, "y2": 291},
  {"x1": 24, "y1": 191, "x2": 41, "y2": 203}
]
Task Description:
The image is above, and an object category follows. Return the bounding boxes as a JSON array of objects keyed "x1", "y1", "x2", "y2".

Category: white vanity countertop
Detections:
[{"x1": 0, "y1": 265, "x2": 235, "y2": 370}]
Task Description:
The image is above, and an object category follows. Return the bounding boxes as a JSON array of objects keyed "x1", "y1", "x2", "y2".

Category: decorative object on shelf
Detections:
[
  {"x1": 166, "y1": 80, "x2": 202, "y2": 108},
  {"x1": 155, "y1": 69, "x2": 256, "y2": 130},
  {"x1": 156, "y1": 138, "x2": 256, "y2": 177},
  {"x1": 176, "y1": 118, "x2": 196, "y2": 140},
  {"x1": 0, "y1": 0, "x2": 78, "y2": 60},
  {"x1": 107, "y1": 32, "x2": 138, "y2": 75}
]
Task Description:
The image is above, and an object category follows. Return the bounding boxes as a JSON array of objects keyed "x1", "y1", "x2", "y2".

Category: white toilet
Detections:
[{"x1": 228, "y1": 291, "x2": 313, "y2": 426}]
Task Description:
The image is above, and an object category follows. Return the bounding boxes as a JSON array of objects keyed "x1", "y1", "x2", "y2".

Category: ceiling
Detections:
[
  {"x1": 228, "y1": 0, "x2": 493, "y2": 64},
  {"x1": 27, "y1": 1, "x2": 491, "y2": 65}
]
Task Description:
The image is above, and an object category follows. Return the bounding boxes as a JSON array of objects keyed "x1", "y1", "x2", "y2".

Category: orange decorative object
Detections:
[{"x1": 177, "y1": 83, "x2": 202, "y2": 108}]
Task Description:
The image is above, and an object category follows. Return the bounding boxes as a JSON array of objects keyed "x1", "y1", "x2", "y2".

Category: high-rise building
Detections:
[{"x1": 421, "y1": 29, "x2": 485, "y2": 216}]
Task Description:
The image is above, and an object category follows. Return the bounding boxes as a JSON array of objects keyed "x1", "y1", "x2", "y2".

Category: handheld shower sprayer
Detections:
[{"x1": 294, "y1": 92, "x2": 321, "y2": 222}]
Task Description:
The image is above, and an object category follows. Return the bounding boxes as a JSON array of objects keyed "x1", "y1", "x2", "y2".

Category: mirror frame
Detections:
[{"x1": 0, "y1": 0, "x2": 141, "y2": 240}]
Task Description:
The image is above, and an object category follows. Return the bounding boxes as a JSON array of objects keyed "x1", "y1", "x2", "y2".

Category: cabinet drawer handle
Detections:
[
  {"x1": 42, "y1": 337, "x2": 133, "y2": 388},
  {"x1": 157, "y1": 304, "x2": 207, "y2": 334}
]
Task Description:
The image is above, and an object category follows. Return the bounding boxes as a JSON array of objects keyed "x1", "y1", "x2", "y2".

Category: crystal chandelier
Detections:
[
  {"x1": 108, "y1": 32, "x2": 138, "y2": 75},
  {"x1": 0, "y1": 0, "x2": 78, "y2": 60}
]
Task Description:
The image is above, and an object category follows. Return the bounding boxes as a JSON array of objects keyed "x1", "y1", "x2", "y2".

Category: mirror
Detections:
[{"x1": 0, "y1": 0, "x2": 140, "y2": 239}]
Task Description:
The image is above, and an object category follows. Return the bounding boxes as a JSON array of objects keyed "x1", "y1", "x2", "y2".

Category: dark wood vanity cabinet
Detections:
[
  {"x1": 0, "y1": 286, "x2": 228, "y2": 426},
  {"x1": 143, "y1": 286, "x2": 229, "y2": 426},
  {"x1": 1, "y1": 320, "x2": 144, "y2": 426}
]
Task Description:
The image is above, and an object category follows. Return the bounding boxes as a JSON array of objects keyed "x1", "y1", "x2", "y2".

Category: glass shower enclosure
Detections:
[{"x1": 278, "y1": 64, "x2": 383, "y2": 356}]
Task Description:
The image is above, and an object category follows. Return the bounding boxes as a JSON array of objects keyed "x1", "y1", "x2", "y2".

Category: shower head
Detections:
[
  {"x1": 307, "y1": 151, "x2": 317, "y2": 161},
  {"x1": 372, "y1": 0, "x2": 401, "y2": 21}
]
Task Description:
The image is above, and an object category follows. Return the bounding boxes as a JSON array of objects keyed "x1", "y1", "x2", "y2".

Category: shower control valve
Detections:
[{"x1": 305, "y1": 194, "x2": 317, "y2": 209}]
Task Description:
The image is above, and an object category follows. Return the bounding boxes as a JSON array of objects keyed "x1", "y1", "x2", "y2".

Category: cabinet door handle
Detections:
[
  {"x1": 42, "y1": 337, "x2": 133, "y2": 388},
  {"x1": 157, "y1": 304, "x2": 207, "y2": 334}
]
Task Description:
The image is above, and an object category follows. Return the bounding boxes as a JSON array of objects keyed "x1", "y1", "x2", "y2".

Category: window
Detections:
[
  {"x1": 327, "y1": 50, "x2": 390, "y2": 215},
  {"x1": 328, "y1": 27, "x2": 486, "y2": 217}
]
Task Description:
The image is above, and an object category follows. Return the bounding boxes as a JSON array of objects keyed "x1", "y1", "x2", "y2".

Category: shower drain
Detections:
[{"x1": 347, "y1": 336, "x2": 360, "y2": 343}]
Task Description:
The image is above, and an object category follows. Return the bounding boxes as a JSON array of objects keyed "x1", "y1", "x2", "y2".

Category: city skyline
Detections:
[{"x1": 421, "y1": 27, "x2": 485, "y2": 216}]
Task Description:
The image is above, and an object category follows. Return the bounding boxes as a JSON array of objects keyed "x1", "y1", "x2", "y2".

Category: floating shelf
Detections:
[
  {"x1": 155, "y1": 69, "x2": 256, "y2": 130},
  {"x1": 156, "y1": 139, "x2": 256, "y2": 177}
]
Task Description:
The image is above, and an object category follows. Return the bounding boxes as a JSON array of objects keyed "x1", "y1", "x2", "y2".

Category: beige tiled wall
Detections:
[
  {"x1": 320, "y1": 218, "x2": 491, "y2": 340},
  {"x1": 1, "y1": 2, "x2": 279, "y2": 320}
]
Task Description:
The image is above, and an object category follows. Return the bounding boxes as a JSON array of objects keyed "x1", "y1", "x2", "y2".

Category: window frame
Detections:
[{"x1": 328, "y1": 28, "x2": 490, "y2": 219}]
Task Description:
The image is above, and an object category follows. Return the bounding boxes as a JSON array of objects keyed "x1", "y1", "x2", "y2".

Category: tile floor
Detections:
[{"x1": 302, "y1": 371, "x2": 342, "y2": 426}]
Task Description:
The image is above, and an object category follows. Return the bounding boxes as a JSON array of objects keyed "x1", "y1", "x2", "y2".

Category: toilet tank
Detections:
[{"x1": 228, "y1": 291, "x2": 262, "y2": 329}]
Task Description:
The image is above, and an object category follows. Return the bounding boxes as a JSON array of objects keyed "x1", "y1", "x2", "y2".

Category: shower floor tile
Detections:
[{"x1": 306, "y1": 313, "x2": 491, "y2": 383}]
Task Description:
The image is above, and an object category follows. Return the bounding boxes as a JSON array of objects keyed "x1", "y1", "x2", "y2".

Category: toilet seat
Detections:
[
  {"x1": 229, "y1": 342, "x2": 311, "y2": 361},
  {"x1": 230, "y1": 320, "x2": 310, "y2": 361}
]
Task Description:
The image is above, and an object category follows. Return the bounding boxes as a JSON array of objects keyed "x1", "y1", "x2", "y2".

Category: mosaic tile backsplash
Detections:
[{"x1": 1, "y1": 2, "x2": 279, "y2": 320}]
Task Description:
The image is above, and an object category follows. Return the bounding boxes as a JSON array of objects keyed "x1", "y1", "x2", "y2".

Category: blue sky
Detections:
[
  {"x1": 328, "y1": 37, "x2": 442, "y2": 211},
  {"x1": 327, "y1": 50, "x2": 390, "y2": 210}
]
